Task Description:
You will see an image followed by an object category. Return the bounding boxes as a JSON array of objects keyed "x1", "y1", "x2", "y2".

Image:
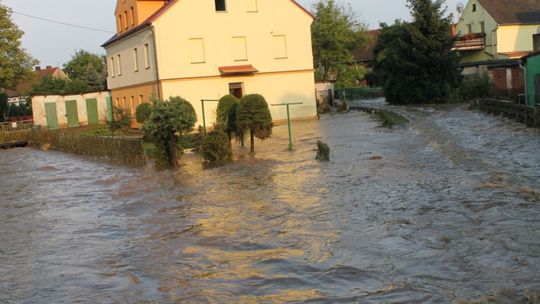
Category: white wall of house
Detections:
[
  {"x1": 32, "y1": 92, "x2": 111, "y2": 129},
  {"x1": 106, "y1": 28, "x2": 158, "y2": 90}
]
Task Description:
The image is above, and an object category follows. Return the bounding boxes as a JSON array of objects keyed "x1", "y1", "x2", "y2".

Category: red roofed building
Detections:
[{"x1": 6, "y1": 66, "x2": 68, "y2": 105}]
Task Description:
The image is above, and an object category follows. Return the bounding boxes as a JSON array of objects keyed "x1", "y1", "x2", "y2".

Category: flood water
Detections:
[{"x1": 1, "y1": 101, "x2": 539, "y2": 303}]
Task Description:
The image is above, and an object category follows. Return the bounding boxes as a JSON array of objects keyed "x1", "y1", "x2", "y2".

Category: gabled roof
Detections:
[
  {"x1": 102, "y1": 0, "x2": 314, "y2": 48},
  {"x1": 478, "y1": 0, "x2": 540, "y2": 25}
]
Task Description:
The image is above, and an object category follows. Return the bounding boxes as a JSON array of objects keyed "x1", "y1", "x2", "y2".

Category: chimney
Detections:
[
  {"x1": 35, "y1": 66, "x2": 41, "y2": 71},
  {"x1": 534, "y1": 33, "x2": 540, "y2": 52},
  {"x1": 46, "y1": 65, "x2": 52, "y2": 69}
]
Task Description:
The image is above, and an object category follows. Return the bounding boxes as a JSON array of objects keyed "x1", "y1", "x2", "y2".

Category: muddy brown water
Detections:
[{"x1": 1, "y1": 102, "x2": 539, "y2": 303}]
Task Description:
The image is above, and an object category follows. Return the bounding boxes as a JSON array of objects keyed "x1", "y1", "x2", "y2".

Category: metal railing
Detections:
[{"x1": 0, "y1": 120, "x2": 34, "y2": 133}]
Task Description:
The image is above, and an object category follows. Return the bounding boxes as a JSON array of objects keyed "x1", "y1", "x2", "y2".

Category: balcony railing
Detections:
[{"x1": 453, "y1": 33, "x2": 486, "y2": 51}]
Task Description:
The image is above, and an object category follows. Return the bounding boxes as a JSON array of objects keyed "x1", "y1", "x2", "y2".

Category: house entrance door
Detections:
[{"x1": 229, "y1": 83, "x2": 244, "y2": 99}]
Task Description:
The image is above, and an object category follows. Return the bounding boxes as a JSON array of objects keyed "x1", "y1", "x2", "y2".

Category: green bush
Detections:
[
  {"x1": 107, "y1": 106, "x2": 131, "y2": 137},
  {"x1": 216, "y1": 95, "x2": 239, "y2": 134},
  {"x1": 135, "y1": 102, "x2": 152, "y2": 124},
  {"x1": 237, "y1": 94, "x2": 273, "y2": 154},
  {"x1": 143, "y1": 96, "x2": 196, "y2": 170},
  {"x1": 458, "y1": 76, "x2": 491, "y2": 101},
  {"x1": 200, "y1": 129, "x2": 232, "y2": 163}
]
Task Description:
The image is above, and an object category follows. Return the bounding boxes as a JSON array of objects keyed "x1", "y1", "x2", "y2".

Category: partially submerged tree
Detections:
[
  {"x1": 373, "y1": 0, "x2": 460, "y2": 104},
  {"x1": 0, "y1": 5, "x2": 37, "y2": 92},
  {"x1": 311, "y1": 0, "x2": 368, "y2": 83},
  {"x1": 236, "y1": 94, "x2": 273, "y2": 154},
  {"x1": 143, "y1": 96, "x2": 196, "y2": 170}
]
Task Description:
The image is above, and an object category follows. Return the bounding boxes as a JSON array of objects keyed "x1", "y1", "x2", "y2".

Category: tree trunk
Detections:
[
  {"x1": 250, "y1": 129, "x2": 255, "y2": 154},
  {"x1": 170, "y1": 137, "x2": 178, "y2": 168}
]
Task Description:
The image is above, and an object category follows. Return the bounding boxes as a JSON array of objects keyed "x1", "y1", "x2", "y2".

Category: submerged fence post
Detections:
[{"x1": 271, "y1": 102, "x2": 303, "y2": 151}]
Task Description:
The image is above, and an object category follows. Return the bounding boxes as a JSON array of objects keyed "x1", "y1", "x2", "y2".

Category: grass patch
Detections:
[{"x1": 376, "y1": 110, "x2": 409, "y2": 128}]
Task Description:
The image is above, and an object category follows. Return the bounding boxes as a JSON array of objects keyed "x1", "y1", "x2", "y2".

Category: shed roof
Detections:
[{"x1": 478, "y1": 0, "x2": 540, "y2": 25}]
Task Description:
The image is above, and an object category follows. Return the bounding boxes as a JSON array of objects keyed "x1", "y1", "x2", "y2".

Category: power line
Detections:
[{"x1": 10, "y1": 10, "x2": 115, "y2": 34}]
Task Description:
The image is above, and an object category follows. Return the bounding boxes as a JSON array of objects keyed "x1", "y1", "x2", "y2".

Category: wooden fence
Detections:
[
  {"x1": 474, "y1": 99, "x2": 539, "y2": 128},
  {"x1": 0, "y1": 130, "x2": 147, "y2": 167}
]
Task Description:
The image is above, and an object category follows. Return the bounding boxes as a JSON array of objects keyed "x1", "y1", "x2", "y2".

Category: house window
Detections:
[
  {"x1": 479, "y1": 21, "x2": 485, "y2": 33},
  {"x1": 232, "y1": 36, "x2": 248, "y2": 61},
  {"x1": 117, "y1": 15, "x2": 122, "y2": 32},
  {"x1": 130, "y1": 7, "x2": 135, "y2": 25},
  {"x1": 118, "y1": 15, "x2": 123, "y2": 32},
  {"x1": 124, "y1": 11, "x2": 128, "y2": 29},
  {"x1": 115, "y1": 97, "x2": 120, "y2": 107},
  {"x1": 272, "y1": 35, "x2": 288, "y2": 59},
  {"x1": 122, "y1": 97, "x2": 126, "y2": 109},
  {"x1": 247, "y1": 0, "x2": 258, "y2": 12},
  {"x1": 130, "y1": 96, "x2": 135, "y2": 116},
  {"x1": 467, "y1": 24, "x2": 473, "y2": 34},
  {"x1": 472, "y1": 4, "x2": 476, "y2": 12},
  {"x1": 139, "y1": 95, "x2": 143, "y2": 105},
  {"x1": 144, "y1": 43, "x2": 151, "y2": 68},
  {"x1": 117, "y1": 54, "x2": 122, "y2": 75},
  {"x1": 188, "y1": 38, "x2": 206, "y2": 63},
  {"x1": 215, "y1": 0, "x2": 226, "y2": 11},
  {"x1": 133, "y1": 48, "x2": 139, "y2": 72},
  {"x1": 110, "y1": 57, "x2": 115, "y2": 77}
]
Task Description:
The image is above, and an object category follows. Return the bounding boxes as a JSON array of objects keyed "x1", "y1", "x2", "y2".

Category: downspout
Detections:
[{"x1": 150, "y1": 25, "x2": 162, "y2": 100}]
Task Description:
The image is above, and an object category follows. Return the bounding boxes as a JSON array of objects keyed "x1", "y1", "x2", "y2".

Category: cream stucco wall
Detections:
[
  {"x1": 106, "y1": 28, "x2": 157, "y2": 90},
  {"x1": 160, "y1": 70, "x2": 317, "y2": 125},
  {"x1": 497, "y1": 24, "x2": 540, "y2": 54},
  {"x1": 32, "y1": 92, "x2": 111, "y2": 128},
  {"x1": 152, "y1": 0, "x2": 314, "y2": 79}
]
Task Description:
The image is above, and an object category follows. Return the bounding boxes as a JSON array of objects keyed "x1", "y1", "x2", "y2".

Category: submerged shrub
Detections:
[
  {"x1": 200, "y1": 128, "x2": 232, "y2": 163},
  {"x1": 143, "y1": 96, "x2": 196, "y2": 170},
  {"x1": 316, "y1": 140, "x2": 330, "y2": 161}
]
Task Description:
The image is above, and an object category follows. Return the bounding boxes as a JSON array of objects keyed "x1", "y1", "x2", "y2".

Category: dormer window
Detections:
[{"x1": 215, "y1": 0, "x2": 226, "y2": 12}]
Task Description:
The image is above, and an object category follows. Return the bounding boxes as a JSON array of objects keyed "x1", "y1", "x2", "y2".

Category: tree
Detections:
[
  {"x1": 215, "y1": 94, "x2": 240, "y2": 141},
  {"x1": 373, "y1": 0, "x2": 460, "y2": 104},
  {"x1": 135, "y1": 102, "x2": 152, "y2": 124},
  {"x1": 311, "y1": 0, "x2": 368, "y2": 83},
  {"x1": 63, "y1": 50, "x2": 107, "y2": 92},
  {"x1": 236, "y1": 94, "x2": 273, "y2": 154},
  {"x1": 0, "y1": 92, "x2": 8, "y2": 121},
  {"x1": 28, "y1": 76, "x2": 91, "y2": 96},
  {"x1": 0, "y1": 5, "x2": 37, "y2": 92},
  {"x1": 143, "y1": 96, "x2": 197, "y2": 170}
]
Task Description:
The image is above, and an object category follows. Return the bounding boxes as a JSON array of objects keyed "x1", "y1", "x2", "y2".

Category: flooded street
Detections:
[{"x1": 1, "y1": 102, "x2": 539, "y2": 303}]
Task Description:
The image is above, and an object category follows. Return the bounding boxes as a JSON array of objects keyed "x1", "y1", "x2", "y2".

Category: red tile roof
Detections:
[{"x1": 6, "y1": 67, "x2": 65, "y2": 97}]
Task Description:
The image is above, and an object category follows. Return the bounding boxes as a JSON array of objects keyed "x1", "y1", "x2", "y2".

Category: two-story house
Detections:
[
  {"x1": 102, "y1": 0, "x2": 317, "y2": 124},
  {"x1": 454, "y1": 0, "x2": 540, "y2": 63}
]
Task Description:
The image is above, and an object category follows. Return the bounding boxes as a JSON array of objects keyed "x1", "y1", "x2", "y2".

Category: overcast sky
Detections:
[{"x1": 2, "y1": 0, "x2": 462, "y2": 67}]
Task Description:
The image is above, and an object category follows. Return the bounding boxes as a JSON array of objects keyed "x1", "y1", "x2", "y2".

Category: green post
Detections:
[
  {"x1": 201, "y1": 99, "x2": 206, "y2": 134},
  {"x1": 272, "y1": 102, "x2": 303, "y2": 151}
]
